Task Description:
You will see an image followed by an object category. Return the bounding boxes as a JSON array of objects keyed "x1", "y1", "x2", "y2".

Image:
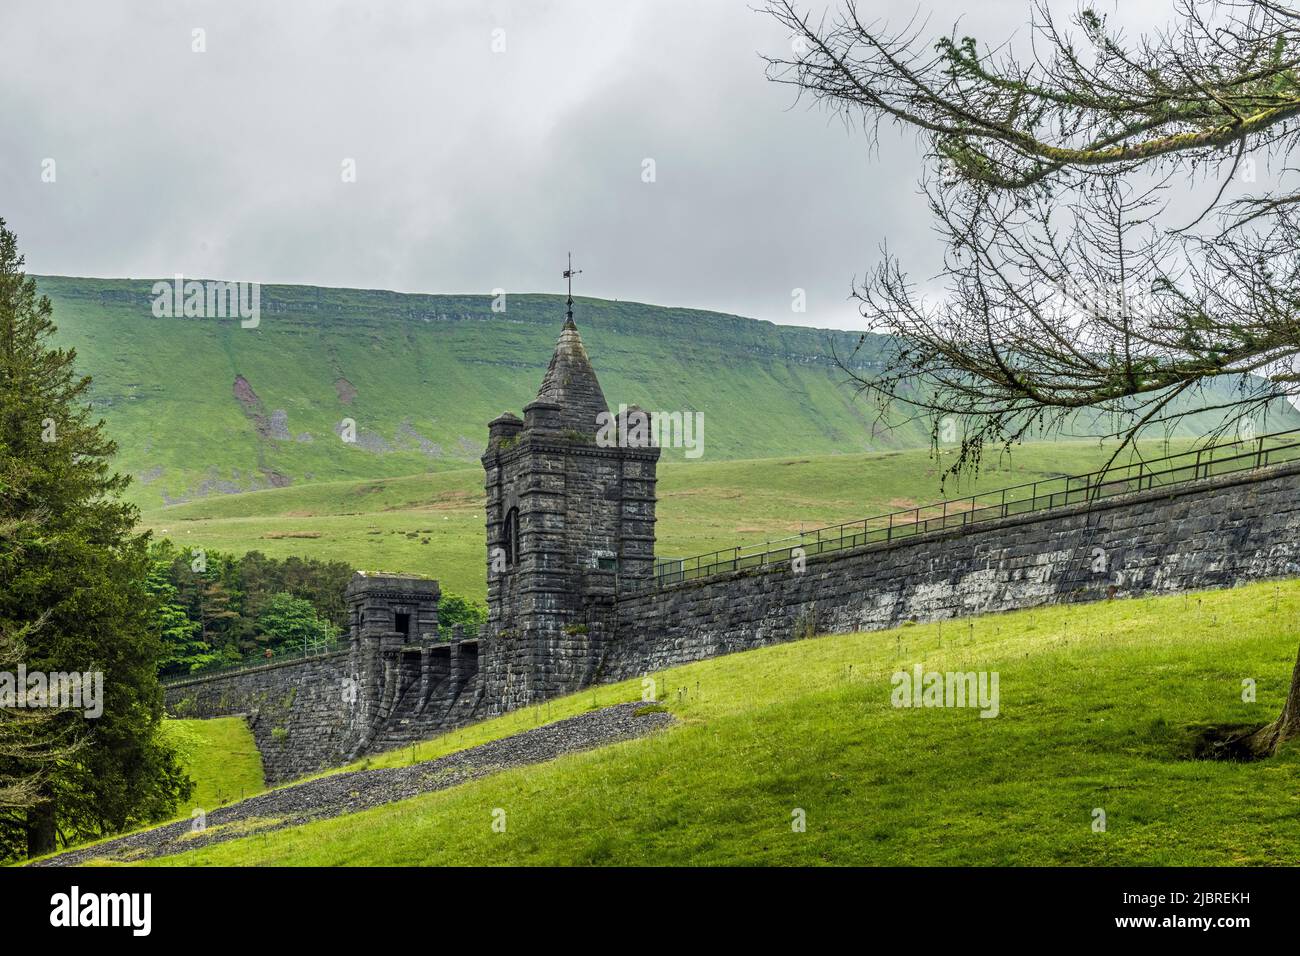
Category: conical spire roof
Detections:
[{"x1": 535, "y1": 316, "x2": 608, "y2": 434}]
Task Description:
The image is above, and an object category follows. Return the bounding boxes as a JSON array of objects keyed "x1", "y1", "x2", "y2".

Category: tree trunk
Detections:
[
  {"x1": 1244, "y1": 643, "x2": 1300, "y2": 758},
  {"x1": 25, "y1": 798, "x2": 56, "y2": 858}
]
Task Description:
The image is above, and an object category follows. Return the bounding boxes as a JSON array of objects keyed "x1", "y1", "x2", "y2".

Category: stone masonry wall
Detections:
[
  {"x1": 597, "y1": 461, "x2": 1300, "y2": 679},
  {"x1": 164, "y1": 651, "x2": 352, "y2": 784},
  {"x1": 165, "y1": 460, "x2": 1300, "y2": 784}
]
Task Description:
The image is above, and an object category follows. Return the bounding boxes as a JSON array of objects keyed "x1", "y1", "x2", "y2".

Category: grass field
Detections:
[
  {"x1": 138, "y1": 578, "x2": 1300, "y2": 866},
  {"x1": 138, "y1": 439, "x2": 1205, "y2": 600},
  {"x1": 159, "y1": 717, "x2": 266, "y2": 814}
]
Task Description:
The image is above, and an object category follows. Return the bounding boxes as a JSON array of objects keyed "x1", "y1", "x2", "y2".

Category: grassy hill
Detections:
[
  {"x1": 139, "y1": 440, "x2": 1207, "y2": 601},
  {"x1": 158, "y1": 718, "x2": 266, "y2": 815},
  {"x1": 39, "y1": 276, "x2": 901, "y2": 508},
  {"x1": 38, "y1": 275, "x2": 1300, "y2": 509},
  {"x1": 130, "y1": 578, "x2": 1300, "y2": 866}
]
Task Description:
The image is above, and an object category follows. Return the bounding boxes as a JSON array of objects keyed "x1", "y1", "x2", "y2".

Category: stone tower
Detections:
[
  {"x1": 343, "y1": 572, "x2": 441, "y2": 754},
  {"x1": 480, "y1": 309, "x2": 659, "y2": 709}
]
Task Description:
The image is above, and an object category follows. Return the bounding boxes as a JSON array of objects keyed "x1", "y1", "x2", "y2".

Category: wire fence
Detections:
[{"x1": 645, "y1": 429, "x2": 1300, "y2": 590}]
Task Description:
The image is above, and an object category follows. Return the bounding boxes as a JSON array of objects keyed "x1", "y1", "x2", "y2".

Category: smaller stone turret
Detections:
[{"x1": 344, "y1": 573, "x2": 440, "y2": 754}]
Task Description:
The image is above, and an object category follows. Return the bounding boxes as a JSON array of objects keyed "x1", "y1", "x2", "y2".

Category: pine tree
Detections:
[
  {"x1": 198, "y1": 577, "x2": 240, "y2": 654},
  {"x1": 0, "y1": 618, "x2": 76, "y2": 817},
  {"x1": 0, "y1": 219, "x2": 190, "y2": 858},
  {"x1": 147, "y1": 561, "x2": 213, "y2": 676}
]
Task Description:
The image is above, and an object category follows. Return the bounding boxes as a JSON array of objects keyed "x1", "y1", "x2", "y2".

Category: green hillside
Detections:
[
  {"x1": 158, "y1": 718, "x2": 265, "y2": 814},
  {"x1": 133, "y1": 578, "x2": 1300, "y2": 866},
  {"x1": 139, "y1": 440, "x2": 1203, "y2": 601},
  {"x1": 39, "y1": 276, "x2": 897, "y2": 508},
  {"x1": 38, "y1": 275, "x2": 1300, "y2": 509}
]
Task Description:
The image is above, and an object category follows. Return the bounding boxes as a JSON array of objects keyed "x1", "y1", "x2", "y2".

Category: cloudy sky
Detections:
[{"x1": 2, "y1": 0, "x2": 1180, "y2": 330}]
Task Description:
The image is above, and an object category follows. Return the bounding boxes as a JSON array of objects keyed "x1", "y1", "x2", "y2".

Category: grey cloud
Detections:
[{"x1": 0, "y1": 0, "x2": 1185, "y2": 330}]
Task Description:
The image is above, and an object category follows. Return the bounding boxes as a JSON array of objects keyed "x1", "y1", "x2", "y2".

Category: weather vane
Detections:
[{"x1": 563, "y1": 252, "x2": 582, "y2": 326}]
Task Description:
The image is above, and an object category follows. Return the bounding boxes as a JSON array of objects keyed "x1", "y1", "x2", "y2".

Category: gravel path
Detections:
[{"x1": 36, "y1": 701, "x2": 675, "y2": 866}]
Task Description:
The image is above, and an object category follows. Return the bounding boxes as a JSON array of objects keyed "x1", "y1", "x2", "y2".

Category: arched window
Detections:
[{"x1": 502, "y1": 507, "x2": 520, "y2": 568}]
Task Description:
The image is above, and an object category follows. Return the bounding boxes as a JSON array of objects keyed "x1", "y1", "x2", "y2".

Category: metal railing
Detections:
[
  {"x1": 160, "y1": 624, "x2": 489, "y2": 685},
  {"x1": 160, "y1": 637, "x2": 350, "y2": 686},
  {"x1": 645, "y1": 428, "x2": 1300, "y2": 590},
  {"x1": 433, "y1": 622, "x2": 487, "y2": 643}
]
